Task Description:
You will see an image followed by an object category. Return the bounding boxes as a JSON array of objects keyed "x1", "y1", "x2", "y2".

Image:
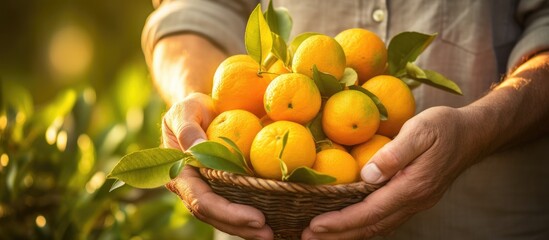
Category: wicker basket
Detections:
[{"x1": 199, "y1": 168, "x2": 382, "y2": 240}]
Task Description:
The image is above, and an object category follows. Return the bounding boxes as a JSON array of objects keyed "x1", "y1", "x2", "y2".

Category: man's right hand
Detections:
[{"x1": 162, "y1": 93, "x2": 274, "y2": 239}]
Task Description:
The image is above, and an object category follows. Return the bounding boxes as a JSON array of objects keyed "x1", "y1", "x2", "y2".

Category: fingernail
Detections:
[
  {"x1": 190, "y1": 138, "x2": 205, "y2": 147},
  {"x1": 312, "y1": 226, "x2": 327, "y2": 233},
  {"x1": 361, "y1": 163, "x2": 383, "y2": 184},
  {"x1": 248, "y1": 221, "x2": 262, "y2": 228}
]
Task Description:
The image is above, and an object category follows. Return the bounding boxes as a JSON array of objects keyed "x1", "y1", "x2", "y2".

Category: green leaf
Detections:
[
  {"x1": 405, "y1": 62, "x2": 463, "y2": 95},
  {"x1": 107, "y1": 148, "x2": 189, "y2": 189},
  {"x1": 245, "y1": 4, "x2": 272, "y2": 67},
  {"x1": 306, "y1": 112, "x2": 327, "y2": 142},
  {"x1": 312, "y1": 65, "x2": 344, "y2": 98},
  {"x1": 109, "y1": 179, "x2": 126, "y2": 192},
  {"x1": 277, "y1": 130, "x2": 290, "y2": 180},
  {"x1": 401, "y1": 77, "x2": 423, "y2": 90},
  {"x1": 285, "y1": 166, "x2": 336, "y2": 185},
  {"x1": 264, "y1": 0, "x2": 293, "y2": 42},
  {"x1": 289, "y1": 32, "x2": 320, "y2": 58},
  {"x1": 348, "y1": 86, "x2": 388, "y2": 121},
  {"x1": 218, "y1": 136, "x2": 253, "y2": 174},
  {"x1": 271, "y1": 33, "x2": 288, "y2": 66},
  {"x1": 340, "y1": 67, "x2": 358, "y2": 86},
  {"x1": 188, "y1": 141, "x2": 250, "y2": 175},
  {"x1": 388, "y1": 32, "x2": 437, "y2": 76},
  {"x1": 169, "y1": 160, "x2": 184, "y2": 179}
]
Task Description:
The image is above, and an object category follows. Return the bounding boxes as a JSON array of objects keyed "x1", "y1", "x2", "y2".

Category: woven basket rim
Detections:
[{"x1": 199, "y1": 168, "x2": 383, "y2": 195}]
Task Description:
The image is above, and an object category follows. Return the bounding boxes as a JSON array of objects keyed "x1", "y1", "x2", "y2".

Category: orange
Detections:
[
  {"x1": 206, "y1": 109, "x2": 262, "y2": 161},
  {"x1": 312, "y1": 149, "x2": 359, "y2": 185},
  {"x1": 317, "y1": 141, "x2": 347, "y2": 152},
  {"x1": 335, "y1": 28, "x2": 388, "y2": 85},
  {"x1": 268, "y1": 59, "x2": 291, "y2": 74},
  {"x1": 264, "y1": 73, "x2": 321, "y2": 124},
  {"x1": 250, "y1": 121, "x2": 316, "y2": 180},
  {"x1": 362, "y1": 75, "x2": 415, "y2": 137},
  {"x1": 292, "y1": 34, "x2": 346, "y2": 80},
  {"x1": 322, "y1": 90, "x2": 380, "y2": 145},
  {"x1": 212, "y1": 54, "x2": 273, "y2": 117},
  {"x1": 350, "y1": 134, "x2": 392, "y2": 170}
]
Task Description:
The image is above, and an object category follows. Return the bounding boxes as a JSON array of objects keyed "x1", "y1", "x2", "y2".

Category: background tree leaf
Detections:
[
  {"x1": 312, "y1": 65, "x2": 344, "y2": 98},
  {"x1": 388, "y1": 32, "x2": 437, "y2": 76},
  {"x1": 285, "y1": 166, "x2": 336, "y2": 185},
  {"x1": 188, "y1": 141, "x2": 250, "y2": 175},
  {"x1": 348, "y1": 86, "x2": 388, "y2": 121},
  {"x1": 405, "y1": 62, "x2": 463, "y2": 95},
  {"x1": 107, "y1": 148, "x2": 188, "y2": 189},
  {"x1": 245, "y1": 4, "x2": 272, "y2": 67}
]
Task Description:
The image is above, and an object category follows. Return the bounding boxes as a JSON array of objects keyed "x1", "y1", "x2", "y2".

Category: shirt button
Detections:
[{"x1": 372, "y1": 9, "x2": 385, "y2": 23}]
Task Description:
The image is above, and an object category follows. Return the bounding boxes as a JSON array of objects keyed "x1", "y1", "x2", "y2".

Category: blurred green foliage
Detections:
[{"x1": 0, "y1": 1, "x2": 213, "y2": 239}]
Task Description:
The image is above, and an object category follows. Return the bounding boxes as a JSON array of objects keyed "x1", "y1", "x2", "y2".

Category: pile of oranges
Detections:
[{"x1": 206, "y1": 28, "x2": 416, "y2": 185}]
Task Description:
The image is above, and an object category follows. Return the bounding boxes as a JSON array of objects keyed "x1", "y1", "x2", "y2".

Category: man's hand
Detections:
[
  {"x1": 302, "y1": 106, "x2": 482, "y2": 239},
  {"x1": 162, "y1": 93, "x2": 274, "y2": 239}
]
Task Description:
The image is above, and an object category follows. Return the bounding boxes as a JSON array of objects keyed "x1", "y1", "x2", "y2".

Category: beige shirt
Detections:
[{"x1": 143, "y1": 0, "x2": 549, "y2": 239}]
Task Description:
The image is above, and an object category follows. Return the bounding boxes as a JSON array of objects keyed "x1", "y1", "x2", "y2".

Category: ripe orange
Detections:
[
  {"x1": 350, "y1": 134, "x2": 391, "y2": 169},
  {"x1": 335, "y1": 28, "x2": 388, "y2": 85},
  {"x1": 206, "y1": 109, "x2": 262, "y2": 161},
  {"x1": 268, "y1": 59, "x2": 291, "y2": 74},
  {"x1": 322, "y1": 90, "x2": 380, "y2": 145},
  {"x1": 312, "y1": 149, "x2": 359, "y2": 185},
  {"x1": 317, "y1": 141, "x2": 347, "y2": 152},
  {"x1": 362, "y1": 75, "x2": 415, "y2": 137},
  {"x1": 250, "y1": 121, "x2": 316, "y2": 180},
  {"x1": 264, "y1": 73, "x2": 321, "y2": 124},
  {"x1": 212, "y1": 54, "x2": 273, "y2": 117},
  {"x1": 292, "y1": 34, "x2": 346, "y2": 80}
]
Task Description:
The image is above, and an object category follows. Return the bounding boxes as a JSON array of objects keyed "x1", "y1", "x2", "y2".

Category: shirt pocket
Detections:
[{"x1": 440, "y1": 0, "x2": 520, "y2": 54}]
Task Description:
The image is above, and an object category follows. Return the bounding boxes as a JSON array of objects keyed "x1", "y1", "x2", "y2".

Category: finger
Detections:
[
  {"x1": 302, "y1": 208, "x2": 412, "y2": 240},
  {"x1": 208, "y1": 218, "x2": 274, "y2": 240},
  {"x1": 167, "y1": 166, "x2": 267, "y2": 228},
  {"x1": 308, "y1": 178, "x2": 409, "y2": 233},
  {"x1": 361, "y1": 120, "x2": 435, "y2": 184}
]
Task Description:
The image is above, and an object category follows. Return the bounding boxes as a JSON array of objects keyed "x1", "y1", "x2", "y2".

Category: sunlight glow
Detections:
[
  {"x1": 86, "y1": 171, "x2": 105, "y2": 194},
  {"x1": 48, "y1": 24, "x2": 93, "y2": 79},
  {"x1": 35, "y1": 215, "x2": 47, "y2": 228},
  {"x1": 126, "y1": 107, "x2": 144, "y2": 133},
  {"x1": 56, "y1": 130, "x2": 68, "y2": 152},
  {"x1": 0, "y1": 154, "x2": 8, "y2": 167},
  {"x1": 0, "y1": 115, "x2": 7, "y2": 130}
]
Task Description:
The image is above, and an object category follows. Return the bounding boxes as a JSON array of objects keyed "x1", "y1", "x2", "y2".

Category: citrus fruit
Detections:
[
  {"x1": 206, "y1": 109, "x2": 262, "y2": 160},
  {"x1": 250, "y1": 121, "x2": 316, "y2": 180},
  {"x1": 268, "y1": 59, "x2": 291, "y2": 74},
  {"x1": 264, "y1": 73, "x2": 321, "y2": 124},
  {"x1": 362, "y1": 75, "x2": 415, "y2": 137},
  {"x1": 312, "y1": 149, "x2": 359, "y2": 185},
  {"x1": 335, "y1": 28, "x2": 388, "y2": 85},
  {"x1": 322, "y1": 90, "x2": 380, "y2": 145},
  {"x1": 292, "y1": 34, "x2": 346, "y2": 80},
  {"x1": 317, "y1": 141, "x2": 347, "y2": 152},
  {"x1": 350, "y1": 134, "x2": 392, "y2": 169},
  {"x1": 212, "y1": 54, "x2": 273, "y2": 117}
]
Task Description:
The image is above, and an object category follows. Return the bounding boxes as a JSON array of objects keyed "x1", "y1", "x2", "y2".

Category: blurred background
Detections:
[{"x1": 0, "y1": 1, "x2": 213, "y2": 239}]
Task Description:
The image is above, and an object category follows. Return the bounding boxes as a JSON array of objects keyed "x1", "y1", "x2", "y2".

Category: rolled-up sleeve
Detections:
[
  {"x1": 508, "y1": 0, "x2": 549, "y2": 70},
  {"x1": 141, "y1": 0, "x2": 258, "y2": 66}
]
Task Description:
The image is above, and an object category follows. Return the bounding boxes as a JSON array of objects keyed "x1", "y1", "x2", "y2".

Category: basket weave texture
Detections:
[{"x1": 199, "y1": 168, "x2": 382, "y2": 240}]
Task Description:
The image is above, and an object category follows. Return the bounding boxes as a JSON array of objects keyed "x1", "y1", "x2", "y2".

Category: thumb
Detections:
[{"x1": 361, "y1": 129, "x2": 433, "y2": 184}]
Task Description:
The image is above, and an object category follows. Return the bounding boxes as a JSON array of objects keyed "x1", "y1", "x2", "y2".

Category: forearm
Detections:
[
  {"x1": 151, "y1": 34, "x2": 227, "y2": 106},
  {"x1": 460, "y1": 52, "x2": 549, "y2": 159}
]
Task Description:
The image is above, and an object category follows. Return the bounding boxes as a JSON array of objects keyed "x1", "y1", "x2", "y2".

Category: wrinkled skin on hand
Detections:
[
  {"x1": 162, "y1": 93, "x2": 274, "y2": 239},
  {"x1": 302, "y1": 106, "x2": 484, "y2": 239}
]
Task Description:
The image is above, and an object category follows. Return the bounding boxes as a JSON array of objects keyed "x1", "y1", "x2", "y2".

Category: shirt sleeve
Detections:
[
  {"x1": 141, "y1": 0, "x2": 258, "y2": 66},
  {"x1": 507, "y1": 0, "x2": 549, "y2": 71}
]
